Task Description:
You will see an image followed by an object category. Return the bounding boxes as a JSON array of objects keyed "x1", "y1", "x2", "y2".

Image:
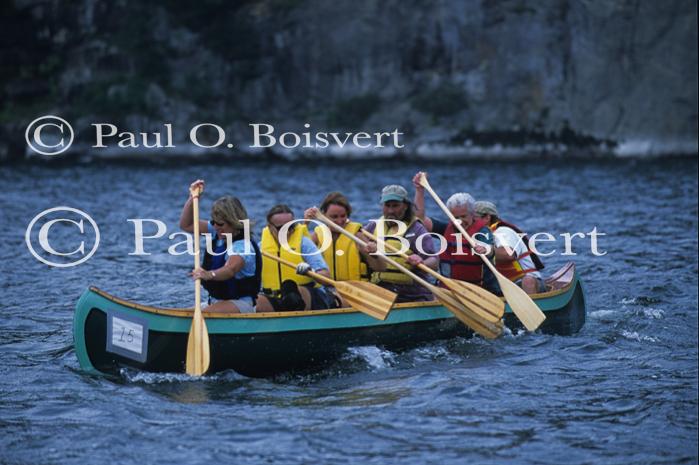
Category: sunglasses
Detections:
[
  {"x1": 269, "y1": 222, "x2": 297, "y2": 233},
  {"x1": 211, "y1": 219, "x2": 226, "y2": 227}
]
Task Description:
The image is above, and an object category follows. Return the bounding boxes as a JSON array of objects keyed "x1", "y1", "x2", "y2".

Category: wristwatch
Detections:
[{"x1": 210, "y1": 271, "x2": 217, "y2": 280}]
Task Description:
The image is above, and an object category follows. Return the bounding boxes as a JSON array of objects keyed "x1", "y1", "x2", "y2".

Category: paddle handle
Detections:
[
  {"x1": 313, "y1": 211, "x2": 501, "y2": 336},
  {"x1": 260, "y1": 250, "x2": 336, "y2": 288},
  {"x1": 418, "y1": 175, "x2": 545, "y2": 331},
  {"x1": 418, "y1": 175, "x2": 498, "y2": 275},
  {"x1": 186, "y1": 185, "x2": 210, "y2": 376},
  {"x1": 314, "y1": 211, "x2": 443, "y2": 296},
  {"x1": 191, "y1": 188, "x2": 202, "y2": 313}
]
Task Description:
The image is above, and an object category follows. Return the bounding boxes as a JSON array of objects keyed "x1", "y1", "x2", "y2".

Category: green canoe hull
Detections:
[{"x1": 74, "y1": 270, "x2": 585, "y2": 378}]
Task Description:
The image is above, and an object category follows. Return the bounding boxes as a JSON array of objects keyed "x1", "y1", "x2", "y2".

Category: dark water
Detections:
[{"x1": 1, "y1": 158, "x2": 697, "y2": 465}]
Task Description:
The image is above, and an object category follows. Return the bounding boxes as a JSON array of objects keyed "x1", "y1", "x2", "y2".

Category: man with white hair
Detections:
[{"x1": 412, "y1": 172, "x2": 499, "y2": 293}]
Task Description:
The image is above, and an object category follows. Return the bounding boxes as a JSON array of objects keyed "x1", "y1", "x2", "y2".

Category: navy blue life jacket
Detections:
[{"x1": 201, "y1": 231, "x2": 261, "y2": 302}]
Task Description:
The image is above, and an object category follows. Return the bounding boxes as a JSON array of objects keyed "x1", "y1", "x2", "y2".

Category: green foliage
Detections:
[
  {"x1": 450, "y1": 124, "x2": 617, "y2": 148},
  {"x1": 73, "y1": 78, "x2": 153, "y2": 118},
  {"x1": 412, "y1": 83, "x2": 468, "y2": 118},
  {"x1": 165, "y1": 1, "x2": 262, "y2": 65},
  {"x1": 327, "y1": 93, "x2": 381, "y2": 128}
]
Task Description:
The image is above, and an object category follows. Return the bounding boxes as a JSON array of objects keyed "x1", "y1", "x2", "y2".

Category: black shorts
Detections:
[
  {"x1": 307, "y1": 285, "x2": 341, "y2": 310},
  {"x1": 267, "y1": 282, "x2": 340, "y2": 311}
]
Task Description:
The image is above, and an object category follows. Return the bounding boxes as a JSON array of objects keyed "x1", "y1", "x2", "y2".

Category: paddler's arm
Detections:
[
  {"x1": 359, "y1": 240, "x2": 387, "y2": 272},
  {"x1": 300, "y1": 237, "x2": 331, "y2": 279},
  {"x1": 412, "y1": 171, "x2": 433, "y2": 232},
  {"x1": 494, "y1": 246, "x2": 516, "y2": 262},
  {"x1": 356, "y1": 223, "x2": 387, "y2": 272},
  {"x1": 407, "y1": 221, "x2": 439, "y2": 271},
  {"x1": 406, "y1": 254, "x2": 439, "y2": 271},
  {"x1": 302, "y1": 207, "x2": 320, "y2": 245},
  {"x1": 473, "y1": 227, "x2": 498, "y2": 261},
  {"x1": 191, "y1": 255, "x2": 244, "y2": 281},
  {"x1": 492, "y1": 227, "x2": 518, "y2": 262},
  {"x1": 179, "y1": 179, "x2": 209, "y2": 234}
]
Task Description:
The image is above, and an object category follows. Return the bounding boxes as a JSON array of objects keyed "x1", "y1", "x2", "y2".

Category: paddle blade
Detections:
[
  {"x1": 435, "y1": 288, "x2": 503, "y2": 339},
  {"x1": 441, "y1": 279, "x2": 505, "y2": 322},
  {"x1": 186, "y1": 310, "x2": 210, "y2": 375},
  {"x1": 335, "y1": 281, "x2": 396, "y2": 320},
  {"x1": 497, "y1": 276, "x2": 546, "y2": 331},
  {"x1": 419, "y1": 174, "x2": 544, "y2": 332}
]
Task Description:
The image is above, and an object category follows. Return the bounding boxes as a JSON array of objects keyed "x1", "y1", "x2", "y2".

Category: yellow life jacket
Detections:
[
  {"x1": 260, "y1": 224, "x2": 314, "y2": 294},
  {"x1": 315, "y1": 221, "x2": 369, "y2": 281},
  {"x1": 370, "y1": 217, "x2": 418, "y2": 285}
]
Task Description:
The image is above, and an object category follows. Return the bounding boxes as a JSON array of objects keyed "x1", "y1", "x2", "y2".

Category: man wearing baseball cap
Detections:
[
  {"x1": 474, "y1": 200, "x2": 546, "y2": 294},
  {"x1": 360, "y1": 184, "x2": 439, "y2": 302}
]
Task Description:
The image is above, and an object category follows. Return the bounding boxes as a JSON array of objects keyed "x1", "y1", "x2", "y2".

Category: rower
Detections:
[
  {"x1": 412, "y1": 171, "x2": 500, "y2": 294},
  {"x1": 179, "y1": 179, "x2": 261, "y2": 313},
  {"x1": 474, "y1": 201, "x2": 546, "y2": 294},
  {"x1": 359, "y1": 184, "x2": 439, "y2": 302},
  {"x1": 303, "y1": 191, "x2": 369, "y2": 282},
  {"x1": 256, "y1": 204, "x2": 340, "y2": 312}
]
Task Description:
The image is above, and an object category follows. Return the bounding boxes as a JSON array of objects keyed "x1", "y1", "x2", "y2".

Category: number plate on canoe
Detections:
[{"x1": 106, "y1": 311, "x2": 149, "y2": 363}]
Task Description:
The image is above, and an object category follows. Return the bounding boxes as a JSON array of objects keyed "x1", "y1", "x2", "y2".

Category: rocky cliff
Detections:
[{"x1": 1, "y1": 0, "x2": 697, "y2": 160}]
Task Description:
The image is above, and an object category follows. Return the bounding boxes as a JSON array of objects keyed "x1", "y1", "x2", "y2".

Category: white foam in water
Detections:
[
  {"x1": 501, "y1": 326, "x2": 528, "y2": 338},
  {"x1": 347, "y1": 346, "x2": 396, "y2": 370},
  {"x1": 620, "y1": 330, "x2": 660, "y2": 343},
  {"x1": 120, "y1": 369, "x2": 216, "y2": 384},
  {"x1": 620, "y1": 297, "x2": 666, "y2": 319},
  {"x1": 642, "y1": 308, "x2": 665, "y2": 319},
  {"x1": 412, "y1": 345, "x2": 454, "y2": 363},
  {"x1": 590, "y1": 310, "x2": 618, "y2": 319}
]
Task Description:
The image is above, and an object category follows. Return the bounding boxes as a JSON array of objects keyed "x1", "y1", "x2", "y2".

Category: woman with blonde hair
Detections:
[{"x1": 179, "y1": 179, "x2": 261, "y2": 313}]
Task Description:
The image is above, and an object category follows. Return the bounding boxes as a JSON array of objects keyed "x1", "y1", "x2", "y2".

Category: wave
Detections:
[
  {"x1": 619, "y1": 330, "x2": 660, "y2": 343},
  {"x1": 345, "y1": 346, "x2": 397, "y2": 370}
]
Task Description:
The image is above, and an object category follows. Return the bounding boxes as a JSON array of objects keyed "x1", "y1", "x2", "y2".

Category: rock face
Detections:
[{"x1": 1, "y1": 0, "x2": 697, "y2": 160}]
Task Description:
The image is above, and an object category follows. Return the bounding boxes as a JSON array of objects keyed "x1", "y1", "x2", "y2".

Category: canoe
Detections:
[{"x1": 73, "y1": 262, "x2": 585, "y2": 378}]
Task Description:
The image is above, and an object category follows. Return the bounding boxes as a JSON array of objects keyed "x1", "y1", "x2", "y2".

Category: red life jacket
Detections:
[
  {"x1": 491, "y1": 220, "x2": 544, "y2": 281},
  {"x1": 439, "y1": 218, "x2": 489, "y2": 285}
]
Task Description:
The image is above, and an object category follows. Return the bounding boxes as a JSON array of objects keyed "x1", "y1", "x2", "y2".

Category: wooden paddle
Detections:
[
  {"x1": 185, "y1": 185, "x2": 210, "y2": 376},
  {"x1": 417, "y1": 174, "x2": 546, "y2": 331},
  {"x1": 358, "y1": 226, "x2": 504, "y2": 323},
  {"x1": 313, "y1": 211, "x2": 502, "y2": 339},
  {"x1": 260, "y1": 250, "x2": 396, "y2": 320}
]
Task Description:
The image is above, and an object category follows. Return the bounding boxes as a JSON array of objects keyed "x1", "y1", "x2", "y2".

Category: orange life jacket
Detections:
[{"x1": 491, "y1": 220, "x2": 544, "y2": 281}]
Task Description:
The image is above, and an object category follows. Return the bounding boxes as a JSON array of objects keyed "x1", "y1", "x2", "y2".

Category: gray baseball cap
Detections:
[
  {"x1": 474, "y1": 200, "x2": 498, "y2": 216},
  {"x1": 380, "y1": 185, "x2": 409, "y2": 203}
]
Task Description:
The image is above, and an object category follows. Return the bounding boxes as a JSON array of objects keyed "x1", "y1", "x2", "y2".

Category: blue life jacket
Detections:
[{"x1": 202, "y1": 231, "x2": 261, "y2": 302}]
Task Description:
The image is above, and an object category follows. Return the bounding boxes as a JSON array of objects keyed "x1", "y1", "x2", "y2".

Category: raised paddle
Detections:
[
  {"x1": 185, "y1": 185, "x2": 210, "y2": 376},
  {"x1": 417, "y1": 174, "x2": 546, "y2": 331},
  {"x1": 260, "y1": 250, "x2": 396, "y2": 320},
  {"x1": 358, "y1": 226, "x2": 504, "y2": 323},
  {"x1": 313, "y1": 211, "x2": 502, "y2": 339}
]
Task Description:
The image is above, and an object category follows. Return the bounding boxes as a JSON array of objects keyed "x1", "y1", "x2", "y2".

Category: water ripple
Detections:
[{"x1": 1, "y1": 159, "x2": 697, "y2": 465}]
